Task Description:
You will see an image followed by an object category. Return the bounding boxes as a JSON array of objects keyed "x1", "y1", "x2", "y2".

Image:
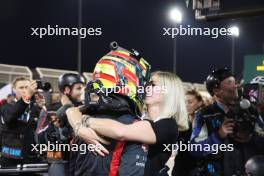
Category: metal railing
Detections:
[{"x1": 0, "y1": 63, "x2": 32, "y2": 84}]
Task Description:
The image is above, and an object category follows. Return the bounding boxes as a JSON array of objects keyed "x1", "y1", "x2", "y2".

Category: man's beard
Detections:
[
  {"x1": 224, "y1": 89, "x2": 238, "y2": 106},
  {"x1": 222, "y1": 95, "x2": 237, "y2": 106}
]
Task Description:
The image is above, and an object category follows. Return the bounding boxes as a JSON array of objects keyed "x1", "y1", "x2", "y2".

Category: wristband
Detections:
[{"x1": 82, "y1": 115, "x2": 91, "y2": 127}]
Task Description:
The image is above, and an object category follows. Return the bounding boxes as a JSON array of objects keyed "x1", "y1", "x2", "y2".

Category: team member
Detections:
[{"x1": 0, "y1": 77, "x2": 40, "y2": 166}]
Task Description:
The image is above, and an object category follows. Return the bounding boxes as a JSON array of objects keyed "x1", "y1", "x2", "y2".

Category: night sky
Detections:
[{"x1": 0, "y1": 0, "x2": 264, "y2": 83}]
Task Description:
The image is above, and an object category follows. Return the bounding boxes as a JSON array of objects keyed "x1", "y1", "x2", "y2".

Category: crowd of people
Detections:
[{"x1": 0, "y1": 43, "x2": 264, "y2": 176}]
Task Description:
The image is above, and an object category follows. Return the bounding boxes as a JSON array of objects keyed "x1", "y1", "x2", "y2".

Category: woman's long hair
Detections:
[{"x1": 152, "y1": 71, "x2": 189, "y2": 131}]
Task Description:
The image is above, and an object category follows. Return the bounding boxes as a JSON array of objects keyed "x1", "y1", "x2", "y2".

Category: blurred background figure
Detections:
[
  {"x1": 245, "y1": 155, "x2": 264, "y2": 176},
  {"x1": 31, "y1": 92, "x2": 46, "y2": 123},
  {"x1": 186, "y1": 89, "x2": 205, "y2": 123},
  {"x1": 172, "y1": 89, "x2": 205, "y2": 176},
  {"x1": 48, "y1": 92, "x2": 61, "y2": 111},
  {"x1": 0, "y1": 94, "x2": 15, "y2": 107},
  {"x1": 6, "y1": 94, "x2": 15, "y2": 104},
  {"x1": 202, "y1": 95, "x2": 214, "y2": 106}
]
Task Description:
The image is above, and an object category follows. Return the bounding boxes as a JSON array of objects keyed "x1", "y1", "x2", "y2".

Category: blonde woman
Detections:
[{"x1": 66, "y1": 71, "x2": 189, "y2": 176}]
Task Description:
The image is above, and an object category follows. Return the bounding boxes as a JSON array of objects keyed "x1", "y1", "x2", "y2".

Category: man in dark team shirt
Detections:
[{"x1": 0, "y1": 77, "x2": 40, "y2": 166}]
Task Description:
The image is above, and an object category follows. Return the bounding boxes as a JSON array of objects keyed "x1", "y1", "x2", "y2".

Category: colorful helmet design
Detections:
[{"x1": 92, "y1": 41, "x2": 151, "y2": 111}]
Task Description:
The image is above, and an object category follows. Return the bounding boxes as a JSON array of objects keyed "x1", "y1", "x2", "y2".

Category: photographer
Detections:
[
  {"x1": 0, "y1": 77, "x2": 41, "y2": 167},
  {"x1": 190, "y1": 68, "x2": 264, "y2": 176}
]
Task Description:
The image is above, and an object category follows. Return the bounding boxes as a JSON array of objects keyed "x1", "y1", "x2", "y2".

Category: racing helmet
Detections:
[
  {"x1": 246, "y1": 76, "x2": 264, "y2": 105},
  {"x1": 58, "y1": 73, "x2": 85, "y2": 93},
  {"x1": 90, "y1": 41, "x2": 151, "y2": 111},
  {"x1": 250, "y1": 76, "x2": 264, "y2": 85}
]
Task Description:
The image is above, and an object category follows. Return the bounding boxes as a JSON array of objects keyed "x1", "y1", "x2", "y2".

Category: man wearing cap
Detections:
[{"x1": 190, "y1": 68, "x2": 264, "y2": 176}]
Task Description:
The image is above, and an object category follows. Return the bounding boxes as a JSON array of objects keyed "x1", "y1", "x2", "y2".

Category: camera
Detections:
[
  {"x1": 36, "y1": 80, "x2": 52, "y2": 92},
  {"x1": 226, "y1": 99, "x2": 257, "y2": 139},
  {"x1": 226, "y1": 83, "x2": 261, "y2": 140}
]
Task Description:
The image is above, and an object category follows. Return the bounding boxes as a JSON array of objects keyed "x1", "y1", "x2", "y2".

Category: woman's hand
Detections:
[
  {"x1": 66, "y1": 107, "x2": 110, "y2": 156},
  {"x1": 78, "y1": 126, "x2": 110, "y2": 156}
]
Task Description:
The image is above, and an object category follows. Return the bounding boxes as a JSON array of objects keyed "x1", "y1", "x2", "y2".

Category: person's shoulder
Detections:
[
  {"x1": 0, "y1": 99, "x2": 7, "y2": 106},
  {"x1": 119, "y1": 113, "x2": 139, "y2": 119},
  {"x1": 162, "y1": 118, "x2": 178, "y2": 139},
  {"x1": 117, "y1": 113, "x2": 140, "y2": 124},
  {"x1": 199, "y1": 102, "x2": 221, "y2": 116},
  {"x1": 158, "y1": 118, "x2": 177, "y2": 130},
  {"x1": 48, "y1": 102, "x2": 62, "y2": 111},
  {"x1": 1, "y1": 102, "x2": 13, "y2": 110},
  {"x1": 159, "y1": 118, "x2": 176, "y2": 123},
  {"x1": 143, "y1": 118, "x2": 176, "y2": 127}
]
